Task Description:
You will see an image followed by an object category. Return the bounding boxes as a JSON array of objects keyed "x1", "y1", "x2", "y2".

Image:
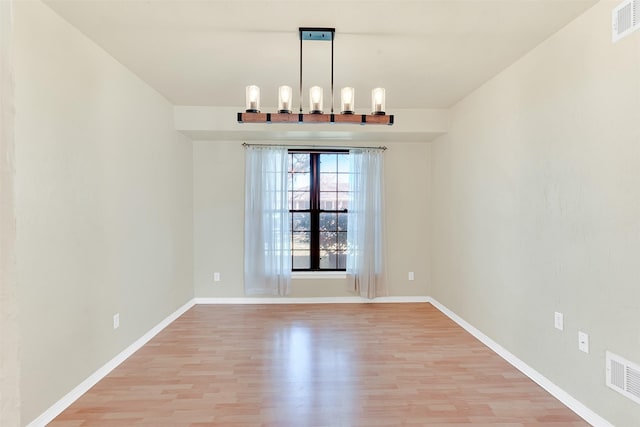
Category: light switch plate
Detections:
[
  {"x1": 554, "y1": 312, "x2": 564, "y2": 331},
  {"x1": 578, "y1": 331, "x2": 589, "y2": 353}
]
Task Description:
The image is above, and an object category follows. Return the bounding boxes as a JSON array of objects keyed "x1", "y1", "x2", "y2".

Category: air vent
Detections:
[
  {"x1": 606, "y1": 351, "x2": 640, "y2": 404},
  {"x1": 612, "y1": 0, "x2": 640, "y2": 42}
]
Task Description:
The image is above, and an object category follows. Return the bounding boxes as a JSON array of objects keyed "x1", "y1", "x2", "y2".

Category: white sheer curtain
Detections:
[
  {"x1": 244, "y1": 146, "x2": 291, "y2": 296},
  {"x1": 347, "y1": 148, "x2": 387, "y2": 299}
]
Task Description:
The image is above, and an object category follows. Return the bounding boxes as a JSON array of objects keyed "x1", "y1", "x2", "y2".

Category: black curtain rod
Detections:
[{"x1": 241, "y1": 142, "x2": 387, "y2": 151}]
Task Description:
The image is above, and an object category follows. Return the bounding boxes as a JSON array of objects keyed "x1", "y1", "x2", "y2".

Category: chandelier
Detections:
[{"x1": 237, "y1": 27, "x2": 394, "y2": 126}]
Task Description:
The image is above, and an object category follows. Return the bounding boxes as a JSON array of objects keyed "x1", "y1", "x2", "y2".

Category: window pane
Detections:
[
  {"x1": 292, "y1": 212, "x2": 310, "y2": 231},
  {"x1": 320, "y1": 172, "x2": 337, "y2": 191},
  {"x1": 292, "y1": 232, "x2": 310, "y2": 250},
  {"x1": 319, "y1": 154, "x2": 337, "y2": 173},
  {"x1": 319, "y1": 251, "x2": 337, "y2": 269},
  {"x1": 320, "y1": 192, "x2": 337, "y2": 210},
  {"x1": 293, "y1": 251, "x2": 310, "y2": 269},
  {"x1": 337, "y1": 231, "x2": 347, "y2": 249},
  {"x1": 337, "y1": 154, "x2": 349, "y2": 173},
  {"x1": 336, "y1": 192, "x2": 349, "y2": 210},
  {"x1": 290, "y1": 191, "x2": 310, "y2": 210},
  {"x1": 292, "y1": 173, "x2": 310, "y2": 191},
  {"x1": 319, "y1": 231, "x2": 336, "y2": 250},
  {"x1": 290, "y1": 153, "x2": 310, "y2": 172},
  {"x1": 319, "y1": 213, "x2": 337, "y2": 231},
  {"x1": 338, "y1": 213, "x2": 348, "y2": 231},
  {"x1": 337, "y1": 173, "x2": 349, "y2": 189},
  {"x1": 337, "y1": 252, "x2": 347, "y2": 269}
]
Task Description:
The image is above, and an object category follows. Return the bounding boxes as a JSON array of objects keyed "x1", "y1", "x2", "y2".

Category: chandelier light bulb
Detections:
[
  {"x1": 341, "y1": 87, "x2": 355, "y2": 114},
  {"x1": 245, "y1": 85, "x2": 260, "y2": 113},
  {"x1": 371, "y1": 87, "x2": 385, "y2": 115},
  {"x1": 309, "y1": 86, "x2": 323, "y2": 114},
  {"x1": 278, "y1": 85, "x2": 292, "y2": 113}
]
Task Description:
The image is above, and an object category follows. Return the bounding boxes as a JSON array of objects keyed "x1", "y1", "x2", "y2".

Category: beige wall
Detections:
[
  {"x1": 13, "y1": 1, "x2": 193, "y2": 423},
  {"x1": 193, "y1": 141, "x2": 431, "y2": 298},
  {"x1": 1, "y1": 1, "x2": 20, "y2": 425},
  {"x1": 430, "y1": 1, "x2": 640, "y2": 425}
]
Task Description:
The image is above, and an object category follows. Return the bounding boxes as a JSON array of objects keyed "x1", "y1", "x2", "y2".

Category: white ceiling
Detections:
[{"x1": 44, "y1": 0, "x2": 598, "y2": 110}]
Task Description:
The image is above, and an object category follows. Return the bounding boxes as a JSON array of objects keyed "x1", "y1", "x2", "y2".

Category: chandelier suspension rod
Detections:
[
  {"x1": 299, "y1": 33, "x2": 303, "y2": 113},
  {"x1": 331, "y1": 31, "x2": 334, "y2": 114},
  {"x1": 242, "y1": 142, "x2": 387, "y2": 151}
]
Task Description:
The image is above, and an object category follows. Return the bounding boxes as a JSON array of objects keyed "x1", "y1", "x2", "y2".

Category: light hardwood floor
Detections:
[{"x1": 51, "y1": 303, "x2": 589, "y2": 426}]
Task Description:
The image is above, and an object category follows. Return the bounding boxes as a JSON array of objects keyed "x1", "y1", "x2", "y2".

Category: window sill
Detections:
[{"x1": 292, "y1": 271, "x2": 348, "y2": 280}]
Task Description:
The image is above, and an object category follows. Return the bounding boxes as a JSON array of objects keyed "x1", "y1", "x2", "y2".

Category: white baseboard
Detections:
[
  {"x1": 194, "y1": 295, "x2": 430, "y2": 304},
  {"x1": 427, "y1": 297, "x2": 613, "y2": 427},
  {"x1": 26, "y1": 299, "x2": 196, "y2": 427}
]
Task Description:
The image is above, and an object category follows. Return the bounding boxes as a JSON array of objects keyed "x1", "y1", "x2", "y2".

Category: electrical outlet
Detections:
[
  {"x1": 578, "y1": 331, "x2": 589, "y2": 353},
  {"x1": 214, "y1": 272, "x2": 221, "y2": 282},
  {"x1": 113, "y1": 313, "x2": 120, "y2": 329},
  {"x1": 408, "y1": 272, "x2": 414, "y2": 281},
  {"x1": 554, "y1": 312, "x2": 564, "y2": 331}
]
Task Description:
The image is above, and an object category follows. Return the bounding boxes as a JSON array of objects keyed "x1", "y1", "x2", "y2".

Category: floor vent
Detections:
[
  {"x1": 606, "y1": 351, "x2": 640, "y2": 404},
  {"x1": 613, "y1": 0, "x2": 640, "y2": 42}
]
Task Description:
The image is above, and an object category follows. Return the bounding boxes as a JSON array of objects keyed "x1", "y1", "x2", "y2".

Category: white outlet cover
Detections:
[
  {"x1": 408, "y1": 272, "x2": 414, "y2": 281},
  {"x1": 113, "y1": 313, "x2": 120, "y2": 329},
  {"x1": 578, "y1": 331, "x2": 589, "y2": 353},
  {"x1": 554, "y1": 312, "x2": 564, "y2": 331},
  {"x1": 214, "y1": 272, "x2": 221, "y2": 282}
]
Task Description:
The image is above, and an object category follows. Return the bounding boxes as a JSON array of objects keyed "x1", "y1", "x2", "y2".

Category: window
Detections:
[{"x1": 288, "y1": 151, "x2": 351, "y2": 271}]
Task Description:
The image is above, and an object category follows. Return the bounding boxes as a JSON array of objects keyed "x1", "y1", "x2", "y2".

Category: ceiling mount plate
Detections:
[{"x1": 299, "y1": 27, "x2": 335, "y2": 41}]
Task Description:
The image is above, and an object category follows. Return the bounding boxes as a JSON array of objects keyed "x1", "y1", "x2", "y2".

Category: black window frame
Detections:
[{"x1": 289, "y1": 149, "x2": 349, "y2": 272}]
